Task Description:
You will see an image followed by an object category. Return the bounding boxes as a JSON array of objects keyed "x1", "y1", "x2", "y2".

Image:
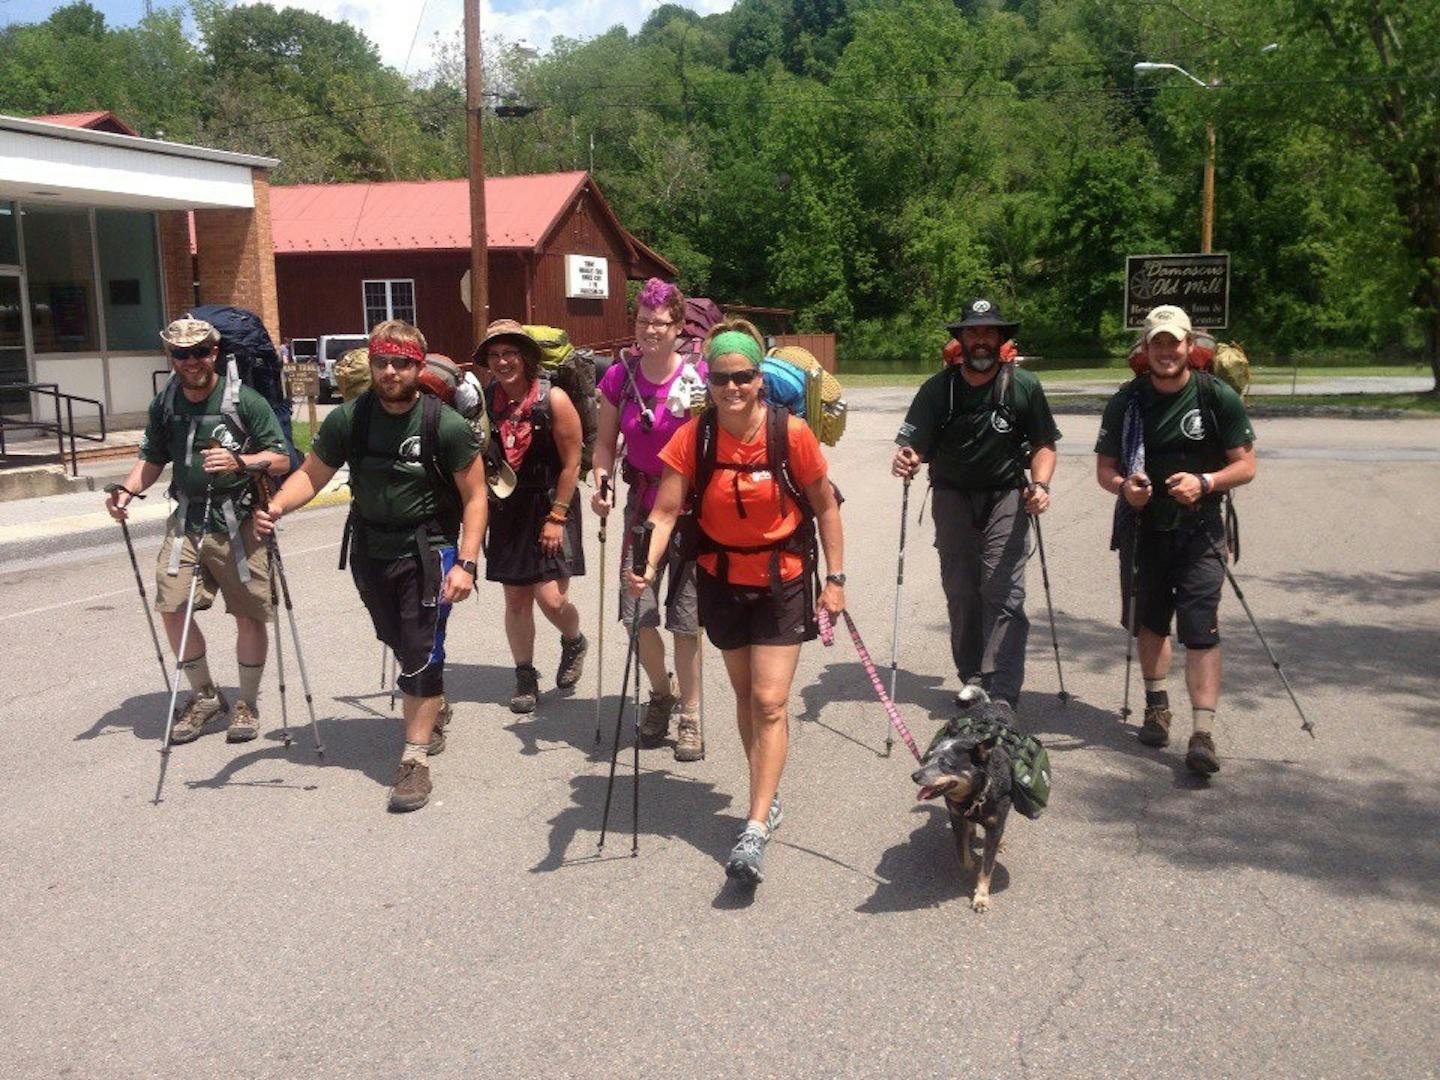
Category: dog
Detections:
[{"x1": 912, "y1": 687, "x2": 1014, "y2": 912}]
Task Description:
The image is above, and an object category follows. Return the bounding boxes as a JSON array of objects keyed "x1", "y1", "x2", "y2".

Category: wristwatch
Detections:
[
  {"x1": 459, "y1": 558, "x2": 478, "y2": 580},
  {"x1": 1031, "y1": 480, "x2": 1050, "y2": 493},
  {"x1": 826, "y1": 572, "x2": 847, "y2": 586},
  {"x1": 1199, "y1": 473, "x2": 1213, "y2": 495}
]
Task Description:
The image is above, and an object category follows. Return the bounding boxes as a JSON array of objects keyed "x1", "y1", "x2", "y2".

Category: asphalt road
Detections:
[{"x1": 1, "y1": 396, "x2": 1437, "y2": 1078}]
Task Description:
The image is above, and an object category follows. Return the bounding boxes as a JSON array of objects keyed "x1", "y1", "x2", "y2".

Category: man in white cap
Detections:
[
  {"x1": 106, "y1": 317, "x2": 291, "y2": 745},
  {"x1": 1095, "y1": 305, "x2": 1256, "y2": 774}
]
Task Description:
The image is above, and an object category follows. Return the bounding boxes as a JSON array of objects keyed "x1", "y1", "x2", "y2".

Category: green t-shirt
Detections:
[
  {"x1": 1095, "y1": 372, "x2": 1255, "y2": 530},
  {"x1": 139, "y1": 380, "x2": 286, "y2": 532},
  {"x1": 896, "y1": 366, "x2": 1062, "y2": 490},
  {"x1": 313, "y1": 394, "x2": 480, "y2": 559}
]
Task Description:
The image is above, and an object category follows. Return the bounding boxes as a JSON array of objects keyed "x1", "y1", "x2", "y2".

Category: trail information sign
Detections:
[{"x1": 1125, "y1": 253, "x2": 1230, "y2": 329}]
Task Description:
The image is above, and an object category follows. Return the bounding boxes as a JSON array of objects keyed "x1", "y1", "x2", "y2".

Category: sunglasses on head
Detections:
[
  {"x1": 706, "y1": 369, "x2": 760, "y2": 388},
  {"x1": 169, "y1": 344, "x2": 214, "y2": 361}
]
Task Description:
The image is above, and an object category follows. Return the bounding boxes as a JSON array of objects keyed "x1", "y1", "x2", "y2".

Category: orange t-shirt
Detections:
[{"x1": 660, "y1": 412, "x2": 828, "y2": 586}]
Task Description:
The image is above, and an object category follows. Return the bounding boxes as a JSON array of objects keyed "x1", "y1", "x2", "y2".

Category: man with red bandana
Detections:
[{"x1": 258, "y1": 320, "x2": 487, "y2": 812}]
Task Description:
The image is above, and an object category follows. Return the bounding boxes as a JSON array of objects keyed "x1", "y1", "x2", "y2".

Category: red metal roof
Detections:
[
  {"x1": 270, "y1": 172, "x2": 593, "y2": 254},
  {"x1": 29, "y1": 111, "x2": 140, "y2": 136}
]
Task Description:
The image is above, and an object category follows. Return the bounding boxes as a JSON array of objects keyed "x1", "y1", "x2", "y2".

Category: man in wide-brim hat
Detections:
[{"x1": 891, "y1": 298, "x2": 1061, "y2": 711}]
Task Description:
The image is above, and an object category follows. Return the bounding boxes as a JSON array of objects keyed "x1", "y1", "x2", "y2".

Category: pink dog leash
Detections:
[{"x1": 818, "y1": 607, "x2": 924, "y2": 762}]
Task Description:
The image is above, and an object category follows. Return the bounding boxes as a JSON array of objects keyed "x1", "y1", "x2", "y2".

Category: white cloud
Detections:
[{"x1": 280, "y1": 0, "x2": 736, "y2": 73}]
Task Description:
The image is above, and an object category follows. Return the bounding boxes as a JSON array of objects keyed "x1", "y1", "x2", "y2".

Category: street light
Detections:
[{"x1": 1135, "y1": 46, "x2": 1278, "y2": 254}]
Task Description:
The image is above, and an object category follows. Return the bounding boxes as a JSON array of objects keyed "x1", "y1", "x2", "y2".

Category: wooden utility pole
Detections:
[
  {"x1": 464, "y1": 0, "x2": 489, "y2": 343},
  {"x1": 1200, "y1": 66, "x2": 1218, "y2": 254}
]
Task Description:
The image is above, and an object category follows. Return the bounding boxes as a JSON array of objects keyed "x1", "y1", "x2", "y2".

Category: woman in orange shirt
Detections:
[{"x1": 626, "y1": 321, "x2": 845, "y2": 887}]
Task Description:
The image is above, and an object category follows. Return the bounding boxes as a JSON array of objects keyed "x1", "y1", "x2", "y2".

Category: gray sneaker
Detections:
[
  {"x1": 639, "y1": 674, "x2": 678, "y2": 747},
  {"x1": 725, "y1": 823, "x2": 770, "y2": 885},
  {"x1": 738, "y1": 795, "x2": 783, "y2": 839},
  {"x1": 226, "y1": 699, "x2": 260, "y2": 743},
  {"x1": 169, "y1": 689, "x2": 228, "y2": 745}
]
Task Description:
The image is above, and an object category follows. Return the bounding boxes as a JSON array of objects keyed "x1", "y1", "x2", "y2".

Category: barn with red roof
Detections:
[{"x1": 270, "y1": 171, "x2": 675, "y2": 362}]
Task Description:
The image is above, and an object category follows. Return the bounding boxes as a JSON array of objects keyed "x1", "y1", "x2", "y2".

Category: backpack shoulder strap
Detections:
[
  {"x1": 350, "y1": 390, "x2": 375, "y2": 467},
  {"x1": 221, "y1": 355, "x2": 249, "y2": 438},
  {"x1": 692, "y1": 409, "x2": 719, "y2": 507},
  {"x1": 1193, "y1": 370, "x2": 1225, "y2": 456}
]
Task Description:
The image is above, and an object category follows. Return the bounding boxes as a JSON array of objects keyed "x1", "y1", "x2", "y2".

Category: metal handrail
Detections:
[{"x1": 0, "y1": 381, "x2": 107, "y2": 477}]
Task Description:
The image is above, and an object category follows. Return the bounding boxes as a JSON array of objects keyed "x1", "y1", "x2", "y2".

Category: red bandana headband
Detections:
[{"x1": 369, "y1": 336, "x2": 426, "y2": 365}]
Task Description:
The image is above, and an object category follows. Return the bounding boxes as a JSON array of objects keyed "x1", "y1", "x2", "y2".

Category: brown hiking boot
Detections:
[
  {"x1": 674, "y1": 707, "x2": 704, "y2": 762},
  {"x1": 169, "y1": 689, "x2": 228, "y2": 745},
  {"x1": 226, "y1": 699, "x2": 260, "y2": 743},
  {"x1": 639, "y1": 674, "x2": 677, "y2": 747},
  {"x1": 510, "y1": 664, "x2": 540, "y2": 714},
  {"x1": 1137, "y1": 704, "x2": 1172, "y2": 747},
  {"x1": 1186, "y1": 732, "x2": 1221, "y2": 775},
  {"x1": 428, "y1": 696, "x2": 452, "y2": 756},
  {"x1": 556, "y1": 634, "x2": 588, "y2": 689},
  {"x1": 388, "y1": 759, "x2": 432, "y2": 812}
]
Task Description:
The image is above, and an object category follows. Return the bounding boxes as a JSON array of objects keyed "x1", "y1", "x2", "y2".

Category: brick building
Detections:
[
  {"x1": 270, "y1": 172, "x2": 676, "y2": 362},
  {"x1": 0, "y1": 111, "x2": 279, "y2": 420}
]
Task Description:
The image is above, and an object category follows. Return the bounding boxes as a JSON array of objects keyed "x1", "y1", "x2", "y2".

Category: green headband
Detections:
[{"x1": 707, "y1": 331, "x2": 763, "y2": 367}]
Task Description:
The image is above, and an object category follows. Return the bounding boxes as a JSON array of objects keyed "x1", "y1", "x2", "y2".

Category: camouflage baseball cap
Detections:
[{"x1": 159, "y1": 317, "x2": 219, "y2": 349}]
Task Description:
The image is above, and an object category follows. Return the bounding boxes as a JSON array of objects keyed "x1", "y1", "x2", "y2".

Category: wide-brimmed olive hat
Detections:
[
  {"x1": 472, "y1": 319, "x2": 543, "y2": 369},
  {"x1": 945, "y1": 298, "x2": 1019, "y2": 342}
]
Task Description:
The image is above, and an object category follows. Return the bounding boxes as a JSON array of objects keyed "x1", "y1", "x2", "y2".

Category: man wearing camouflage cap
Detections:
[{"x1": 106, "y1": 317, "x2": 291, "y2": 745}]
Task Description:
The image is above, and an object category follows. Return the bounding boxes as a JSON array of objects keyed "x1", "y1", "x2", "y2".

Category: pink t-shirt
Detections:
[{"x1": 599, "y1": 350, "x2": 707, "y2": 506}]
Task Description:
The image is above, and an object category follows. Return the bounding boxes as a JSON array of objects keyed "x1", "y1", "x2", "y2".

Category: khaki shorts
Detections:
[{"x1": 155, "y1": 524, "x2": 272, "y2": 622}]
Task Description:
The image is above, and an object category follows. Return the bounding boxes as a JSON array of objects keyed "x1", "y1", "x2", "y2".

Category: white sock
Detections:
[
  {"x1": 1144, "y1": 677, "x2": 1167, "y2": 694},
  {"x1": 1192, "y1": 708, "x2": 1215, "y2": 735},
  {"x1": 401, "y1": 741, "x2": 428, "y2": 764}
]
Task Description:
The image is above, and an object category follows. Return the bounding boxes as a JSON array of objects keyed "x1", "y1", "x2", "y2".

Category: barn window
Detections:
[{"x1": 362, "y1": 279, "x2": 416, "y2": 329}]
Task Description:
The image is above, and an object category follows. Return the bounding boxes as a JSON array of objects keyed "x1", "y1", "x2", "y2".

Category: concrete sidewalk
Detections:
[{"x1": 0, "y1": 467, "x2": 350, "y2": 567}]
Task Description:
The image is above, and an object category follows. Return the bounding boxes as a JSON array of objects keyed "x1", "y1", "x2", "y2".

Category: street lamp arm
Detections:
[{"x1": 1133, "y1": 61, "x2": 1212, "y2": 89}]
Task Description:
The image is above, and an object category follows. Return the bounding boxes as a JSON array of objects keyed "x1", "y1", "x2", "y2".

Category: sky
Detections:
[{"x1": 1, "y1": 0, "x2": 738, "y2": 72}]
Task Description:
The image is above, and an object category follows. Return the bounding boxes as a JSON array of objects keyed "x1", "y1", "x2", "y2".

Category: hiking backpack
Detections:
[
  {"x1": 186, "y1": 305, "x2": 288, "y2": 416},
  {"x1": 521, "y1": 324, "x2": 597, "y2": 472},
  {"x1": 926, "y1": 715, "x2": 1052, "y2": 820},
  {"x1": 677, "y1": 297, "x2": 724, "y2": 355},
  {"x1": 763, "y1": 345, "x2": 848, "y2": 447}
]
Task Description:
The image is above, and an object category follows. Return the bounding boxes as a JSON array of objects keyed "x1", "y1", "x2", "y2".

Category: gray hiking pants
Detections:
[{"x1": 931, "y1": 486, "x2": 1030, "y2": 703}]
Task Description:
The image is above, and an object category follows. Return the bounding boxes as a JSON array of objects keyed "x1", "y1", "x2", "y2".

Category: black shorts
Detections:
[
  {"x1": 350, "y1": 545, "x2": 455, "y2": 697},
  {"x1": 697, "y1": 568, "x2": 817, "y2": 651},
  {"x1": 1119, "y1": 513, "x2": 1226, "y2": 648}
]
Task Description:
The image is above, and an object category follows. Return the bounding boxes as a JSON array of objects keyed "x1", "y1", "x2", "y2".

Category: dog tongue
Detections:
[{"x1": 916, "y1": 785, "x2": 940, "y2": 801}]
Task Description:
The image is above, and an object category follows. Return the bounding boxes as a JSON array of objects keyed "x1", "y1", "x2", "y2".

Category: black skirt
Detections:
[{"x1": 484, "y1": 486, "x2": 585, "y2": 585}]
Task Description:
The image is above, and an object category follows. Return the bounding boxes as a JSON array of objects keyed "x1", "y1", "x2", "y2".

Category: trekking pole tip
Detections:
[{"x1": 1057, "y1": 691, "x2": 1071, "y2": 704}]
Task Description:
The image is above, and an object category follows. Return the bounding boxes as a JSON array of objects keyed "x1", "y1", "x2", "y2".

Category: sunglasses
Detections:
[
  {"x1": 371, "y1": 354, "x2": 418, "y2": 372},
  {"x1": 707, "y1": 369, "x2": 760, "y2": 388},
  {"x1": 169, "y1": 345, "x2": 214, "y2": 361}
]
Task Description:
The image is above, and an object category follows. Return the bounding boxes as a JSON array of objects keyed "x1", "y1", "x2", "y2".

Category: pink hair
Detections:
[{"x1": 637, "y1": 277, "x2": 682, "y2": 318}]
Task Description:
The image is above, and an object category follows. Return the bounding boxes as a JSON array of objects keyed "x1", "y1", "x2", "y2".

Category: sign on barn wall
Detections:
[{"x1": 565, "y1": 255, "x2": 609, "y2": 300}]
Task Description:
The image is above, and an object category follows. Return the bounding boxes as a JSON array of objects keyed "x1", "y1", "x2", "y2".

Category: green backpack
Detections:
[
  {"x1": 521, "y1": 324, "x2": 598, "y2": 473},
  {"x1": 927, "y1": 716, "x2": 1052, "y2": 820}
]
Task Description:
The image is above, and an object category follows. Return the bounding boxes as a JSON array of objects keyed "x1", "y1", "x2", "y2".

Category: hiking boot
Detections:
[
  {"x1": 510, "y1": 664, "x2": 540, "y2": 714},
  {"x1": 226, "y1": 699, "x2": 260, "y2": 743},
  {"x1": 388, "y1": 759, "x2": 432, "y2": 812},
  {"x1": 725, "y1": 823, "x2": 770, "y2": 885},
  {"x1": 428, "y1": 696, "x2": 452, "y2": 756},
  {"x1": 674, "y1": 706, "x2": 704, "y2": 761},
  {"x1": 169, "y1": 689, "x2": 228, "y2": 745},
  {"x1": 1138, "y1": 704, "x2": 1172, "y2": 747},
  {"x1": 639, "y1": 675, "x2": 677, "y2": 747},
  {"x1": 556, "y1": 634, "x2": 588, "y2": 690},
  {"x1": 1185, "y1": 732, "x2": 1221, "y2": 775}
]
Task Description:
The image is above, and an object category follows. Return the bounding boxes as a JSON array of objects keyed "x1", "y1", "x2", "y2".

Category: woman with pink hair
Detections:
[{"x1": 591, "y1": 278, "x2": 707, "y2": 761}]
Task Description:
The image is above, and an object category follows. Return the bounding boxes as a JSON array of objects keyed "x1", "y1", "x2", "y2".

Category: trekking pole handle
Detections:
[
  {"x1": 631, "y1": 522, "x2": 653, "y2": 577},
  {"x1": 104, "y1": 483, "x2": 146, "y2": 499},
  {"x1": 600, "y1": 474, "x2": 612, "y2": 503}
]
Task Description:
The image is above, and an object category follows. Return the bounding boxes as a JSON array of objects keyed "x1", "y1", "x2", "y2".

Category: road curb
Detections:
[{"x1": 0, "y1": 484, "x2": 351, "y2": 568}]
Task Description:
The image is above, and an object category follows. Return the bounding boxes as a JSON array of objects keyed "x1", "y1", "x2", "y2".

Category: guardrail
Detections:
[{"x1": 0, "y1": 382, "x2": 108, "y2": 477}]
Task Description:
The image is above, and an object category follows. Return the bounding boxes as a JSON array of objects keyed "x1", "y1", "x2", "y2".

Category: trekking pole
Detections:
[
  {"x1": 599, "y1": 521, "x2": 651, "y2": 855},
  {"x1": 254, "y1": 471, "x2": 327, "y2": 758},
  {"x1": 105, "y1": 485, "x2": 171, "y2": 694},
  {"x1": 593, "y1": 475, "x2": 611, "y2": 744},
  {"x1": 388, "y1": 651, "x2": 397, "y2": 713},
  {"x1": 268, "y1": 547, "x2": 293, "y2": 746},
  {"x1": 883, "y1": 478, "x2": 911, "y2": 757},
  {"x1": 1206, "y1": 530, "x2": 1315, "y2": 738},
  {"x1": 1030, "y1": 510, "x2": 1070, "y2": 703},
  {"x1": 1121, "y1": 525, "x2": 1141, "y2": 720},
  {"x1": 379, "y1": 644, "x2": 387, "y2": 691},
  {"x1": 155, "y1": 482, "x2": 216, "y2": 805}
]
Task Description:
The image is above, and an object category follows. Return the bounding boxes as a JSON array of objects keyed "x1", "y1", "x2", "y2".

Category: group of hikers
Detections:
[{"x1": 104, "y1": 281, "x2": 1255, "y2": 886}]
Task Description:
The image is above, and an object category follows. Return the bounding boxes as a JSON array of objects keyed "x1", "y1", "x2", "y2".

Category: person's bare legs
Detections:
[
  {"x1": 533, "y1": 579, "x2": 581, "y2": 639},
  {"x1": 672, "y1": 631, "x2": 700, "y2": 710},
  {"x1": 1138, "y1": 627, "x2": 1171, "y2": 681},
  {"x1": 503, "y1": 584, "x2": 537, "y2": 664},
  {"x1": 721, "y1": 643, "x2": 799, "y2": 825}
]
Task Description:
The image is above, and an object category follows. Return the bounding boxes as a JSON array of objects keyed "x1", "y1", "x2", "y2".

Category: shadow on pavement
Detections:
[
  {"x1": 858, "y1": 803, "x2": 1010, "y2": 914},
  {"x1": 78, "y1": 691, "x2": 173, "y2": 743},
  {"x1": 797, "y1": 660, "x2": 949, "y2": 755},
  {"x1": 531, "y1": 771, "x2": 738, "y2": 873}
]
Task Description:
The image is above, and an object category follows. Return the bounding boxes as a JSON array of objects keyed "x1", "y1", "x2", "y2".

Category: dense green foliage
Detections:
[{"x1": 3, "y1": 1, "x2": 1435, "y2": 379}]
